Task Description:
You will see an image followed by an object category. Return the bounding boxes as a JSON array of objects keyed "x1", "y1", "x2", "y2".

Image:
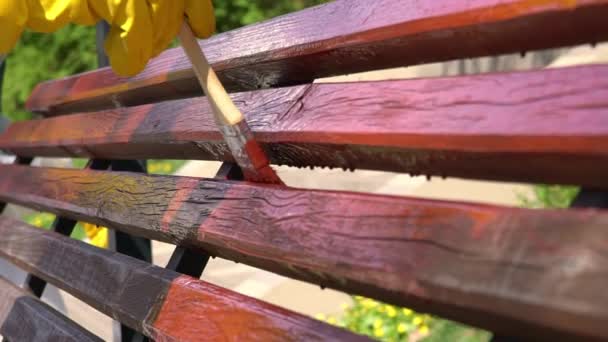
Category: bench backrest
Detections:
[{"x1": 2, "y1": 0, "x2": 608, "y2": 340}]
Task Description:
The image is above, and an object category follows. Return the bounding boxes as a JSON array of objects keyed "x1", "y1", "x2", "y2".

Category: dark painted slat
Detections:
[
  {"x1": 0, "y1": 217, "x2": 365, "y2": 341},
  {"x1": 22, "y1": 157, "x2": 110, "y2": 299},
  {"x1": 164, "y1": 163, "x2": 243, "y2": 279},
  {"x1": 0, "y1": 276, "x2": 102, "y2": 342},
  {"x1": 25, "y1": 0, "x2": 608, "y2": 115},
  {"x1": 95, "y1": 19, "x2": 151, "y2": 342},
  {"x1": 108, "y1": 159, "x2": 152, "y2": 271},
  {"x1": 6, "y1": 65, "x2": 608, "y2": 187},
  {"x1": 23, "y1": 217, "x2": 78, "y2": 298},
  {"x1": 0, "y1": 165, "x2": 607, "y2": 339}
]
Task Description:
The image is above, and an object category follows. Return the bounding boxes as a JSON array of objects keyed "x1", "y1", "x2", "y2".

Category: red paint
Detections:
[
  {"x1": 150, "y1": 275, "x2": 357, "y2": 341},
  {"x1": 24, "y1": 0, "x2": 608, "y2": 115},
  {"x1": 221, "y1": 121, "x2": 282, "y2": 184},
  {"x1": 5, "y1": 65, "x2": 608, "y2": 187},
  {"x1": 241, "y1": 138, "x2": 283, "y2": 184},
  {"x1": 160, "y1": 178, "x2": 199, "y2": 233},
  {"x1": 0, "y1": 218, "x2": 361, "y2": 341},
  {"x1": 6, "y1": 0, "x2": 608, "y2": 339},
  {"x1": 2, "y1": 165, "x2": 608, "y2": 339}
]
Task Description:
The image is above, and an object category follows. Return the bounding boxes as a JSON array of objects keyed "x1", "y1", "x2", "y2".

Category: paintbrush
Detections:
[{"x1": 178, "y1": 22, "x2": 282, "y2": 184}]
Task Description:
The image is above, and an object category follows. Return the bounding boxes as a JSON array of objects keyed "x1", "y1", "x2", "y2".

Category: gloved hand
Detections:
[{"x1": 0, "y1": 0, "x2": 215, "y2": 76}]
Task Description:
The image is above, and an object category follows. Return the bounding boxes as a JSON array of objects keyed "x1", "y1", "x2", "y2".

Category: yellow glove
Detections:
[{"x1": 0, "y1": 0, "x2": 215, "y2": 76}]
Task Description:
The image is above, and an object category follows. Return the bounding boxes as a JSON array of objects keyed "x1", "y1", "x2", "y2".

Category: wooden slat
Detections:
[
  {"x1": 0, "y1": 218, "x2": 362, "y2": 341},
  {"x1": 1, "y1": 165, "x2": 608, "y2": 340},
  {"x1": 25, "y1": 0, "x2": 608, "y2": 115},
  {"x1": 0, "y1": 157, "x2": 33, "y2": 214},
  {"x1": 0, "y1": 276, "x2": 101, "y2": 341},
  {"x1": 5, "y1": 65, "x2": 608, "y2": 187}
]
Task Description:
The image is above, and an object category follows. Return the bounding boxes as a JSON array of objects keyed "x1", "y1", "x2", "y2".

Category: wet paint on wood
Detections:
[
  {"x1": 0, "y1": 276, "x2": 102, "y2": 342},
  {"x1": 163, "y1": 163, "x2": 243, "y2": 278},
  {"x1": 1, "y1": 165, "x2": 608, "y2": 339},
  {"x1": 0, "y1": 218, "x2": 365, "y2": 341},
  {"x1": 25, "y1": 0, "x2": 608, "y2": 115},
  {"x1": 5, "y1": 65, "x2": 608, "y2": 187}
]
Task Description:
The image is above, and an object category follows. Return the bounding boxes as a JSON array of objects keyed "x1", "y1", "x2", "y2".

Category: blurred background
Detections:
[{"x1": 1, "y1": 1, "x2": 607, "y2": 341}]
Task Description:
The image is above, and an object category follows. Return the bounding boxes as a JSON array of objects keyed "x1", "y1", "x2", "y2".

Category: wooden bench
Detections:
[{"x1": 2, "y1": 0, "x2": 608, "y2": 340}]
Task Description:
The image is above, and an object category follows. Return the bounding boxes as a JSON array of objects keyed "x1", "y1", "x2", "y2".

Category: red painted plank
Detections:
[
  {"x1": 151, "y1": 275, "x2": 357, "y2": 341},
  {"x1": 25, "y1": 0, "x2": 608, "y2": 115},
  {"x1": 0, "y1": 276, "x2": 102, "y2": 341},
  {"x1": 0, "y1": 218, "x2": 362, "y2": 341},
  {"x1": 5, "y1": 65, "x2": 608, "y2": 187},
  {"x1": 1, "y1": 165, "x2": 608, "y2": 340}
]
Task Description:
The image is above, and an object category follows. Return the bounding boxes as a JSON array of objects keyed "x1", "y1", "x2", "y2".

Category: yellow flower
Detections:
[
  {"x1": 386, "y1": 305, "x2": 397, "y2": 317},
  {"x1": 419, "y1": 325, "x2": 430, "y2": 335},
  {"x1": 83, "y1": 223, "x2": 98, "y2": 237},
  {"x1": 373, "y1": 319, "x2": 383, "y2": 329},
  {"x1": 327, "y1": 317, "x2": 337, "y2": 325},
  {"x1": 162, "y1": 163, "x2": 172, "y2": 173},
  {"x1": 315, "y1": 313, "x2": 326, "y2": 321},
  {"x1": 397, "y1": 323, "x2": 407, "y2": 333},
  {"x1": 33, "y1": 217, "x2": 43, "y2": 227},
  {"x1": 90, "y1": 228, "x2": 109, "y2": 248},
  {"x1": 402, "y1": 308, "x2": 413, "y2": 316},
  {"x1": 374, "y1": 327, "x2": 384, "y2": 338},
  {"x1": 83, "y1": 223, "x2": 109, "y2": 249},
  {"x1": 340, "y1": 303, "x2": 350, "y2": 310},
  {"x1": 413, "y1": 316, "x2": 423, "y2": 326},
  {"x1": 362, "y1": 299, "x2": 377, "y2": 308}
]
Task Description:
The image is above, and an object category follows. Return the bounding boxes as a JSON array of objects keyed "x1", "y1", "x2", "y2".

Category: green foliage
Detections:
[
  {"x1": 214, "y1": 0, "x2": 327, "y2": 33},
  {"x1": 71, "y1": 159, "x2": 185, "y2": 174},
  {"x1": 423, "y1": 320, "x2": 491, "y2": 342},
  {"x1": 71, "y1": 158, "x2": 89, "y2": 169},
  {"x1": 3, "y1": 25, "x2": 97, "y2": 121},
  {"x1": 318, "y1": 296, "x2": 490, "y2": 342},
  {"x1": 25, "y1": 212, "x2": 86, "y2": 240},
  {"x1": 148, "y1": 160, "x2": 187, "y2": 175},
  {"x1": 518, "y1": 185, "x2": 580, "y2": 209}
]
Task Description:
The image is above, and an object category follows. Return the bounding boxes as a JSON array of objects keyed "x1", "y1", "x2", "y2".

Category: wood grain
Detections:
[
  {"x1": 25, "y1": 0, "x2": 608, "y2": 115},
  {"x1": 0, "y1": 217, "x2": 363, "y2": 341},
  {"x1": 6, "y1": 65, "x2": 608, "y2": 187},
  {"x1": 0, "y1": 276, "x2": 102, "y2": 341},
  {"x1": 1, "y1": 165, "x2": 608, "y2": 339},
  {"x1": 0, "y1": 157, "x2": 32, "y2": 214}
]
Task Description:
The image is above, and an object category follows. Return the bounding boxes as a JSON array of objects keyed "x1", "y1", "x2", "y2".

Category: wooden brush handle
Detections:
[
  {"x1": 178, "y1": 22, "x2": 282, "y2": 184},
  {"x1": 178, "y1": 23, "x2": 243, "y2": 126}
]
